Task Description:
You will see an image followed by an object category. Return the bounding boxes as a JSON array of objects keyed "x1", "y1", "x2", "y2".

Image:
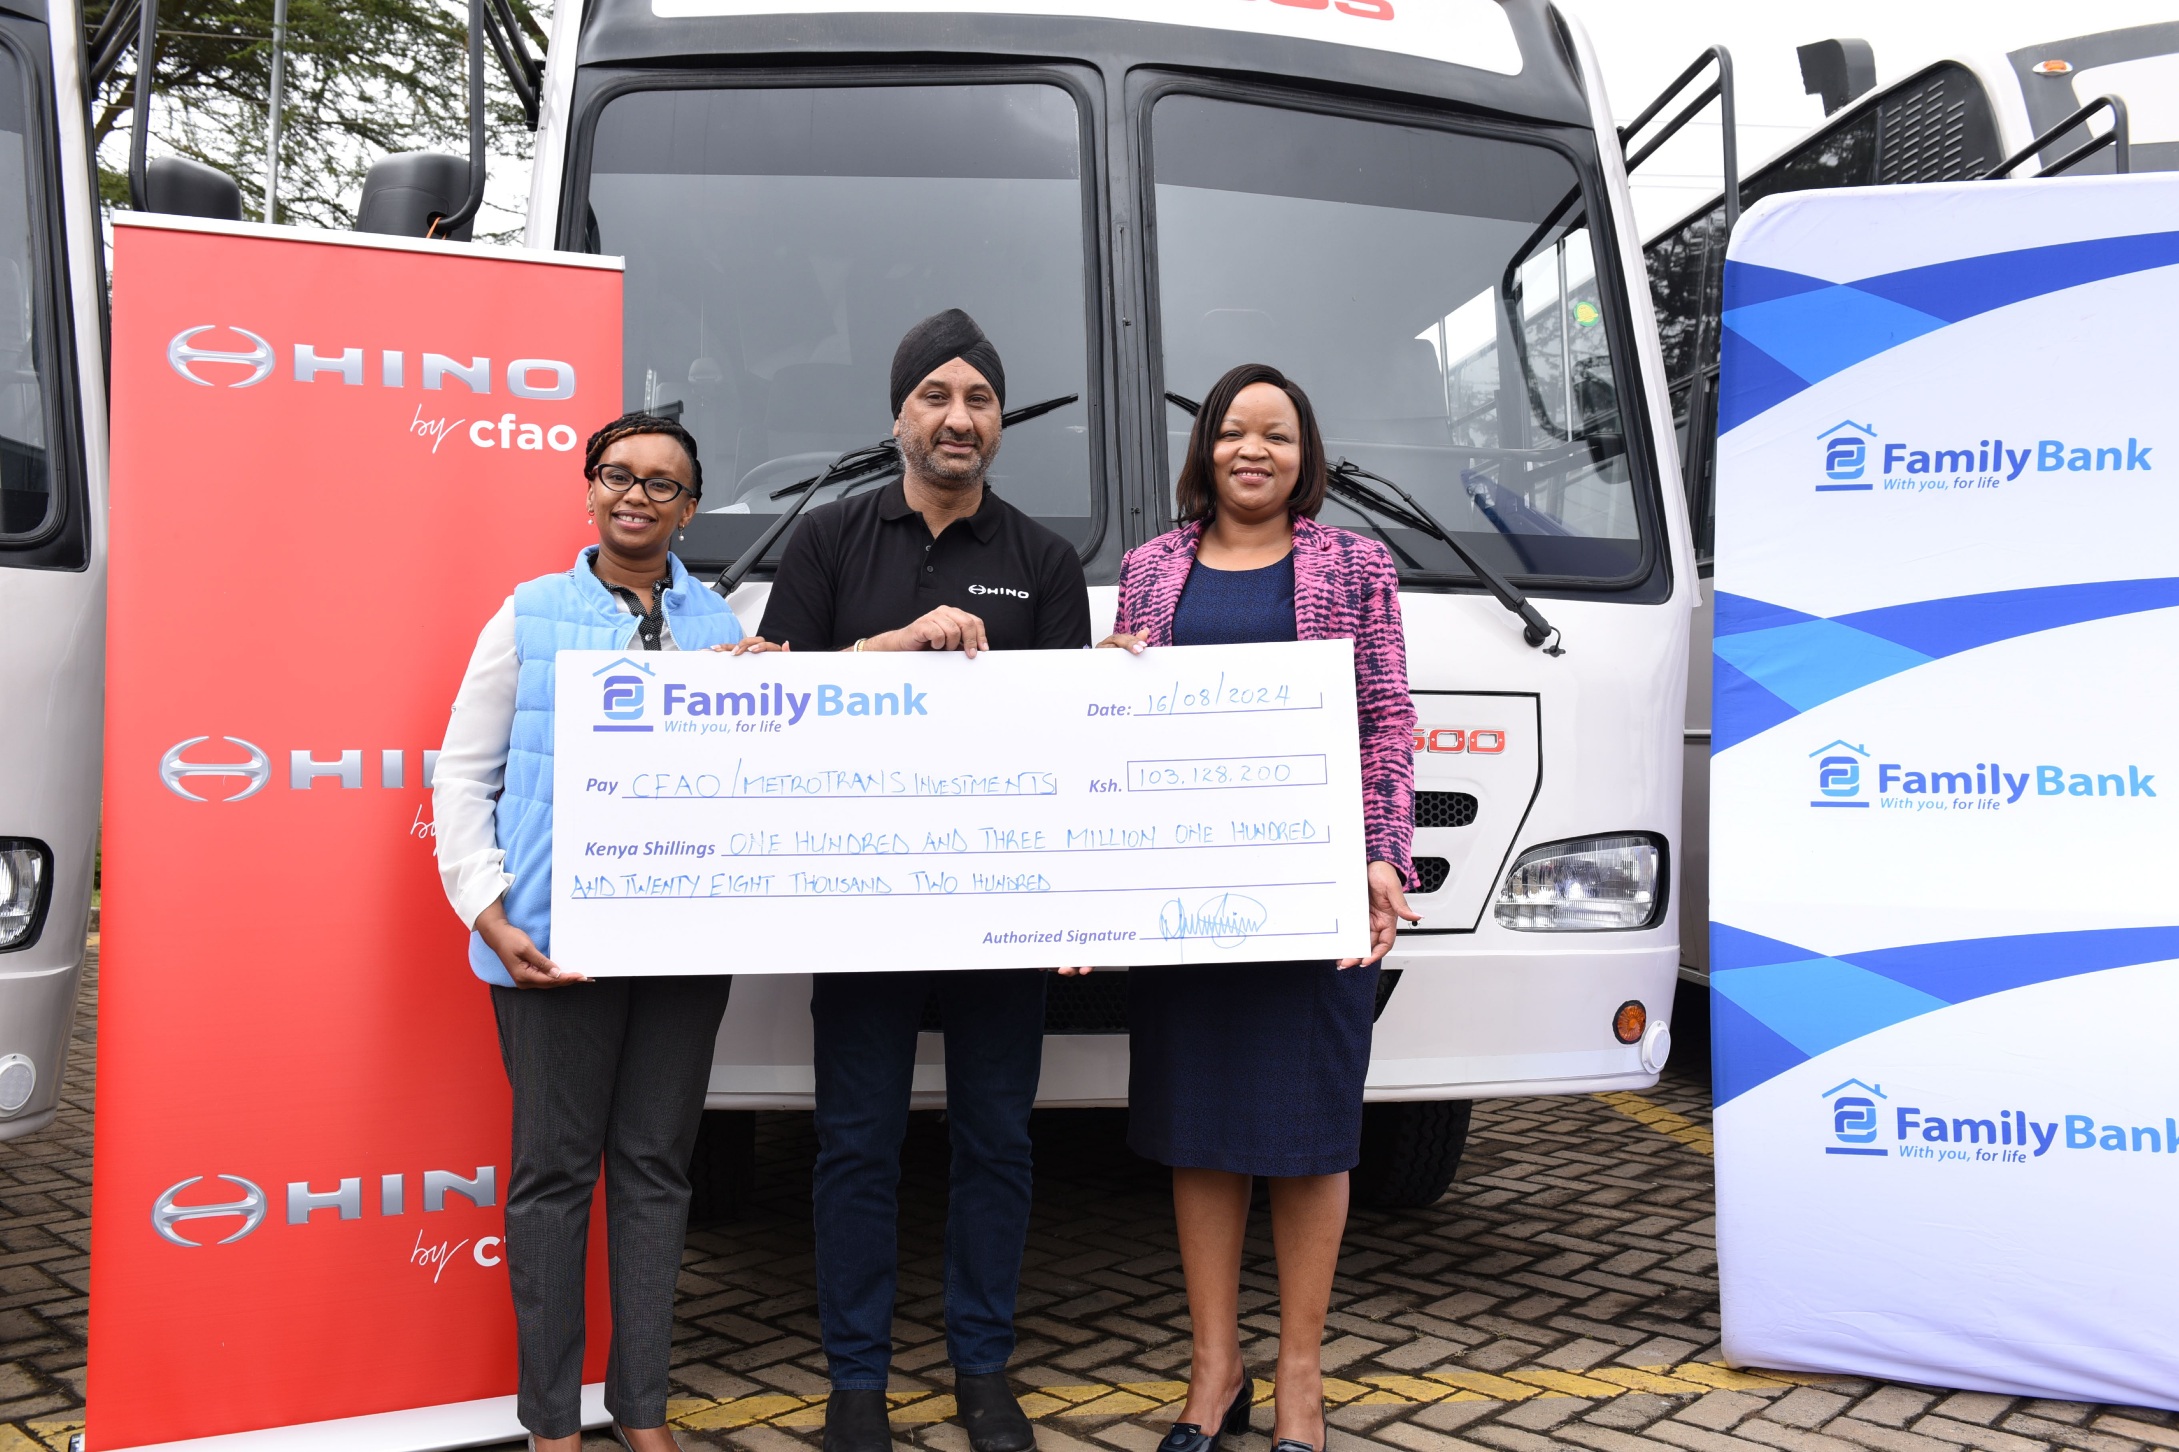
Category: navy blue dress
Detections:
[{"x1": 1126, "y1": 553, "x2": 1382, "y2": 1177}]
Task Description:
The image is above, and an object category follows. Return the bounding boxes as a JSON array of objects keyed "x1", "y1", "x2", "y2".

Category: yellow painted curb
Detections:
[
  {"x1": 662, "y1": 1361, "x2": 1816, "y2": 1434},
  {"x1": 1595, "y1": 1090, "x2": 1715, "y2": 1156}
]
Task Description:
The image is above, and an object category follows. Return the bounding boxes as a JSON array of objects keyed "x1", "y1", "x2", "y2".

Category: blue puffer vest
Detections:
[{"x1": 468, "y1": 546, "x2": 744, "y2": 984}]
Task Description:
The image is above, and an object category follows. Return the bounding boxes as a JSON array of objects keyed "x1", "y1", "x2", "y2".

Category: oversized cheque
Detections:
[{"x1": 551, "y1": 641, "x2": 1370, "y2": 971}]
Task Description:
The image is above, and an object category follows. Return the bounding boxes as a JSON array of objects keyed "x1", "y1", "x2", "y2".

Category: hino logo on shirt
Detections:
[
  {"x1": 165, "y1": 323, "x2": 576, "y2": 398},
  {"x1": 968, "y1": 584, "x2": 1030, "y2": 601},
  {"x1": 151, "y1": 1166, "x2": 499, "y2": 1246}
]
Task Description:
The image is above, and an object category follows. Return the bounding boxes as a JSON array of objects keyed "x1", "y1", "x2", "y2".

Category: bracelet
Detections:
[{"x1": 852, "y1": 637, "x2": 867, "y2": 652}]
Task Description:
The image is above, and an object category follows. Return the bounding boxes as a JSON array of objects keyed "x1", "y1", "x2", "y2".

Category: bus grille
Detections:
[
  {"x1": 1415, "y1": 791, "x2": 1479, "y2": 829},
  {"x1": 1414, "y1": 857, "x2": 1453, "y2": 894}
]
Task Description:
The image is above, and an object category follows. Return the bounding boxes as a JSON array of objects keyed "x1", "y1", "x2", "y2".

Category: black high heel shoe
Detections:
[
  {"x1": 1268, "y1": 1403, "x2": 1328, "y2": 1452},
  {"x1": 1155, "y1": 1376, "x2": 1253, "y2": 1452}
]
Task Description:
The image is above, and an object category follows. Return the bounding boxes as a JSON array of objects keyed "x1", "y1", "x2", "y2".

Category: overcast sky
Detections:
[{"x1": 1550, "y1": 0, "x2": 2174, "y2": 235}]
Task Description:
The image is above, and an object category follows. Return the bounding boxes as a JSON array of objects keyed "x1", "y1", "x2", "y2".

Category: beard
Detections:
[{"x1": 899, "y1": 424, "x2": 999, "y2": 491}]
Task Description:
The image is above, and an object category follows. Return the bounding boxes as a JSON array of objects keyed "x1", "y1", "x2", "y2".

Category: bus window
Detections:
[
  {"x1": 1149, "y1": 94, "x2": 1649, "y2": 589},
  {"x1": 583, "y1": 82, "x2": 1098, "y2": 565},
  {"x1": 0, "y1": 44, "x2": 51, "y2": 547}
]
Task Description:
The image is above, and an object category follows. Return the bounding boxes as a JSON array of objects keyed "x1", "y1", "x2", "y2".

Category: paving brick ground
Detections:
[{"x1": 5, "y1": 954, "x2": 2176, "y2": 1452}]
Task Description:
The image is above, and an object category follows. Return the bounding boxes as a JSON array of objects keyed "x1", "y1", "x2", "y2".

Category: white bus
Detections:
[
  {"x1": 1652, "y1": 21, "x2": 2177, "y2": 983},
  {"x1": 510, "y1": 0, "x2": 1700, "y2": 1205},
  {"x1": 5, "y1": 0, "x2": 1707, "y2": 1203},
  {"x1": 0, "y1": 0, "x2": 115, "y2": 1141}
]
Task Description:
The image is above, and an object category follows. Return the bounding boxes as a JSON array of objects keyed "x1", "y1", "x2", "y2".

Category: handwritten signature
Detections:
[{"x1": 1157, "y1": 893, "x2": 1267, "y2": 949}]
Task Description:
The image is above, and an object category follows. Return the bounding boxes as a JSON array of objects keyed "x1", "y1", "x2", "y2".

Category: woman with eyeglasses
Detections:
[{"x1": 434, "y1": 412, "x2": 762, "y2": 1452}]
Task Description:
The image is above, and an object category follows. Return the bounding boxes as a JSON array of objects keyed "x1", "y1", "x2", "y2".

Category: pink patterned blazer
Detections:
[{"x1": 1113, "y1": 516, "x2": 1418, "y2": 888}]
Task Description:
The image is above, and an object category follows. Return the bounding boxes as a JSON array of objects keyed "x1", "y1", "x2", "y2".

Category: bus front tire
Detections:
[{"x1": 1353, "y1": 1100, "x2": 1473, "y2": 1209}]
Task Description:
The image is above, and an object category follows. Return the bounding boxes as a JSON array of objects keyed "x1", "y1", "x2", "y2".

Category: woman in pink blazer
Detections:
[{"x1": 1098, "y1": 363, "x2": 1418, "y2": 1452}]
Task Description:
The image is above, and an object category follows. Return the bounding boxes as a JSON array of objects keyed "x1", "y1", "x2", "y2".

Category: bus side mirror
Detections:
[
  {"x1": 144, "y1": 157, "x2": 243, "y2": 222},
  {"x1": 354, "y1": 152, "x2": 476, "y2": 241},
  {"x1": 1797, "y1": 39, "x2": 1876, "y2": 117}
]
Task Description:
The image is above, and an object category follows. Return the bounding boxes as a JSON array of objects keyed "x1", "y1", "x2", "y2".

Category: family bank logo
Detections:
[
  {"x1": 1814, "y1": 417, "x2": 2155, "y2": 494},
  {"x1": 1804, "y1": 738, "x2": 2156, "y2": 811},
  {"x1": 1825, "y1": 1079, "x2": 1888, "y2": 1156},
  {"x1": 1809, "y1": 740, "x2": 1869, "y2": 807},
  {"x1": 595, "y1": 657, "x2": 653, "y2": 732},
  {"x1": 1818, "y1": 1078, "x2": 2179, "y2": 1166},
  {"x1": 592, "y1": 658, "x2": 929, "y2": 735},
  {"x1": 1817, "y1": 421, "x2": 1874, "y2": 489}
]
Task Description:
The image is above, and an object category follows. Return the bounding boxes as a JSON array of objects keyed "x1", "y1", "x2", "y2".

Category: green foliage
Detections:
[{"x1": 86, "y1": 0, "x2": 543, "y2": 234}]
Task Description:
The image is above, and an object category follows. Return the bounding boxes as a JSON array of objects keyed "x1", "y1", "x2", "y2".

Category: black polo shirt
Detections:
[{"x1": 758, "y1": 480, "x2": 1092, "y2": 653}]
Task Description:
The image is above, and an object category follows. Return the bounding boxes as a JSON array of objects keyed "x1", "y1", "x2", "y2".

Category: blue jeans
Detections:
[{"x1": 811, "y1": 969, "x2": 1047, "y2": 1389}]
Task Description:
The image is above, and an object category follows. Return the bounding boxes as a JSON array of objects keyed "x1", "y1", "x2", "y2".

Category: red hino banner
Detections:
[{"x1": 93, "y1": 215, "x2": 621, "y2": 1450}]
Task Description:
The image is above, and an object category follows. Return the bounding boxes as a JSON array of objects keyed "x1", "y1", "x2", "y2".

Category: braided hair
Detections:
[{"x1": 583, "y1": 411, "x2": 704, "y2": 500}]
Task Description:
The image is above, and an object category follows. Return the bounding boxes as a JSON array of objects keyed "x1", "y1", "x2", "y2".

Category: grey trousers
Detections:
[{"x1": 492, "y1": 975, "x2": 734, "y2": 1438}]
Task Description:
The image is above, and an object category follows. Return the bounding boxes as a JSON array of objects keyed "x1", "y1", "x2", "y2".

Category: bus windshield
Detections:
[
  {"x1": 1150, "y1": 94, "x2": 1647, "y2": 588},
  {"x1": 585, "y1": 82, "x2": 1097, "y2": 568}
]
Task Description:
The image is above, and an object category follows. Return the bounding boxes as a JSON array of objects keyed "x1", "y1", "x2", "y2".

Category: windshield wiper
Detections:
[
  {"x1": 715, "y1": 393, "x2": 1079, "y2": 594},
  {"x1": 1329, "y1": 459, "x2": 1562, "y2": 654},
  {"x1": 1165, "y1": 392, "x2": 1560, "y2": 653}
]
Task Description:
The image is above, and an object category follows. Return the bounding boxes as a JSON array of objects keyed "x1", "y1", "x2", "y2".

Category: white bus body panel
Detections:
[{"x1": 0, "y1": 0, "x2": 110, "y2": 1141}]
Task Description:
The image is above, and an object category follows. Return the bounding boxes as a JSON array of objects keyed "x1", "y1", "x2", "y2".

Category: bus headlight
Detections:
[
  {"x1": 1494, "y1": 834, "x2": 1663, "y2": 931},
  {"x1": 0, "y1": 841, "x2": 52, "y2": 951}
]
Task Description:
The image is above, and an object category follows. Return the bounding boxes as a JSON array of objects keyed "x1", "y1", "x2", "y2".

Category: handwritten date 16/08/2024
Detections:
[{"x1": 1084, "y1": 676, "x2": 1318, "y2": 719}]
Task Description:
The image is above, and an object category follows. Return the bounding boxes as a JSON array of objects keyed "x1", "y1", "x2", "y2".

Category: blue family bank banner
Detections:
[{"x1": 1709, "y1": 174, "x2": 2179, "y2": 1407}]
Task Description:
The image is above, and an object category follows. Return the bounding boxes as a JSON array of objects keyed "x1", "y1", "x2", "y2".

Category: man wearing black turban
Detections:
[
  {"x1": 889, "y1": 306, "x2": 1006, "y2": 420},
  {"x1": 757, "y1": 310, "x2": 1090, "y2": 1452}
]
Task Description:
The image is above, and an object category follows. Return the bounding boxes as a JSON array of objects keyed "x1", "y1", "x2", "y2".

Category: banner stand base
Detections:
[{"x1": 103, "y1": 1385, "x2": 608, "y2": 1452}]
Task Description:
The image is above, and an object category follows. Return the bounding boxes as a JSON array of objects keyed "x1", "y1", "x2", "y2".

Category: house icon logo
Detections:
[
  {"x1": 1809, "y1": 740, "x2": 1870, "y2": 808},
  {"x1": 1817, "y1": 421, "x2": 1876, "y2": 491},
  {"x1": 1823, "y1": 1078, "x2": 1888, "y2": 1156},
  {"x1": 594, "y1": 657, "x2": 655, "y2": 732}
]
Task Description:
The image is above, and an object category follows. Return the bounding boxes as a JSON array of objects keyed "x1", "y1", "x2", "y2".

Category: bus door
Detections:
[{"x1": 0, "y1": 3, "x2": 101, "y2": 1139}]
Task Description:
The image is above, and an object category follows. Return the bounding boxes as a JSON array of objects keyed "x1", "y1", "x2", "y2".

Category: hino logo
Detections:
[
  {"x1": 168, "y1": 325, "x2": 276, "y2": 388},
  {"x1": 151, "y1": 1167, "x2": 498, "y2": 1246},
  {"x1": 164, "y1": 324, "x2": 575, "y2": 398},
  {"x1": 160, "y1": 737, "x2": 440, "y2": 799},
  {"x1": 152, "y1": 1174, "x2": 267, "y2": 1246},
  {"x1": 160, "y1": 735, "x2": 272, "y2": 802}
]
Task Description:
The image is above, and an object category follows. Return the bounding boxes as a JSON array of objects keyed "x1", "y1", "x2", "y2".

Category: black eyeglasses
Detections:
[{"x1": 593, "y1": 464, "x2": 694, "y2": 504}]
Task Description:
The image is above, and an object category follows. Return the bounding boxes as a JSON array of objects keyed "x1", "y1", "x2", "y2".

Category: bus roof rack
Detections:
[
  {"x1": 1986, "y1": 94, "x2": 2130, "y2": 179},
  {"x1": 1619, "y1": 47, "x2": 1741, "y2": 513},
  {"x1": 1620, "y1": 47, "x2": 1740, "y2": 236}
]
